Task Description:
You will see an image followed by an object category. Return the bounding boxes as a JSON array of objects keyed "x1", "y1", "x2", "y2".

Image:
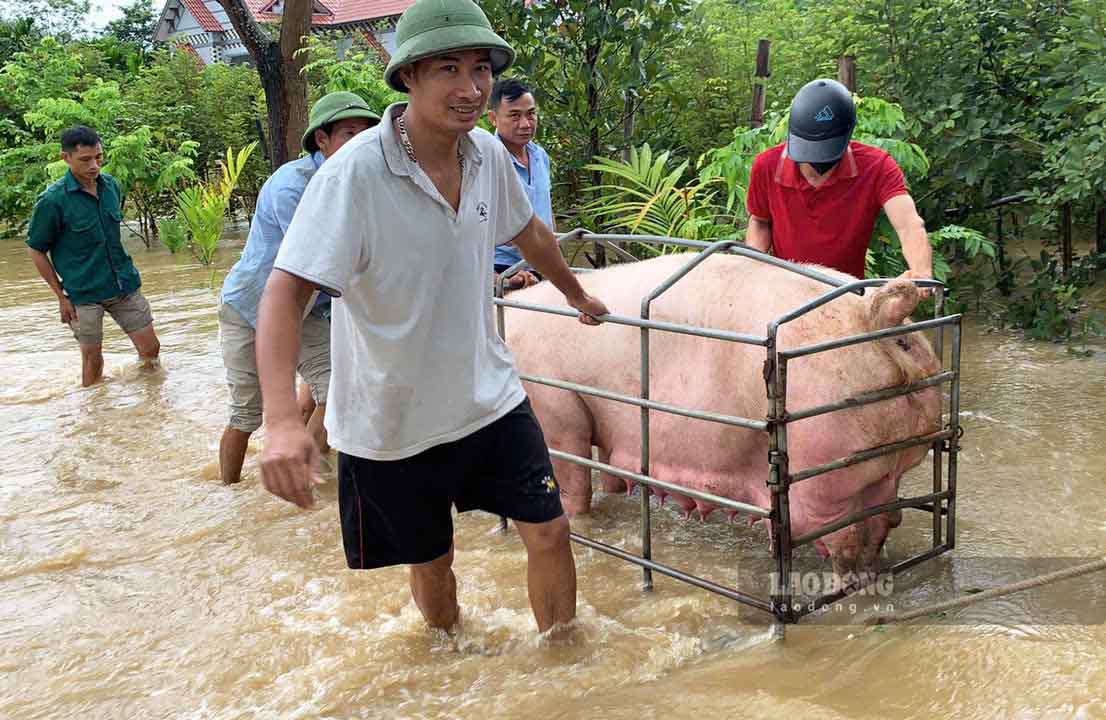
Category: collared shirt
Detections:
[
  {"x1": 274, "y1": 102, "x2": 535, "y2": 461},
  {"x1": 746, "y1": 141, "x2": 909, "y2": 278},
  {"x1": 220, "y1": 151, "x2": 329, "y2": 328},
  {"x1": 494, "y1": 137, "x2": 553, "y2": 268},
  {"x1": 26, "y1": 171, "x2": 142, "y2": 305}
]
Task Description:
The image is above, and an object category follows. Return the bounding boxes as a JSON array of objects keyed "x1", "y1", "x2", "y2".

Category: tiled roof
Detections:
[
  {"x1": 245, "y1": 0, "x2": 413, "y2": 26},
  {"x1": 324, "y1": 0, "x2": 413, "y2": 25},
  {"x1": 177, "y1": 42, "x2": 206, "y2": 65},
  {"x1": 180, "y1": 0, "x2": 223, "y2": 32}
]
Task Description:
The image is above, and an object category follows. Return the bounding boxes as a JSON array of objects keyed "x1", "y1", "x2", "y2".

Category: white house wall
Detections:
[
  {"x1": 160, "y1": 0, "x2": 400, "y2": 66},
  {"x1": 169, "y1": 4, "x2": 204, "y2": 36},
  {"x1": 378, "y1": 29, "x2": 396, "y2": 54}
]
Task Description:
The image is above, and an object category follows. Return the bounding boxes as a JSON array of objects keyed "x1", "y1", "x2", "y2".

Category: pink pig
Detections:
[{"x1": 504, "y1": 253, "x2": 941, "y2": 577}]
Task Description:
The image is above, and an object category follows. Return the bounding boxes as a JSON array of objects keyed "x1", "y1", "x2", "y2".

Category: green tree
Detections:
[
  {"x1": 1024, "y1": 3, "x2": 1106, "y2": 224},
  {"x1": 0, "y1": 0, "x2": 92, "y2": 40},
  {"x1": 0, "y1": 36, "x2": 89, "y2": 235},
  {"x1": 123, "y1": 49, "x2": 266, "y2": 213},
  {"x1": 635, "y1": 0, "x2": 835, "y2": 163},
  {"x1": 0, "y1": 17, "x2": 42, "y2": 60},
  {"x1": 105, "y1": 126, "x2": 199, "y2": 247},
  {"x1": 215, "y1": 0, "x2": 312, "y2": 170},
  {"x1": 102, "y1": 0, "x2": 158, "y2": 50},
  {"x1": 483, "y1": 0, "x2": 692, "y2": 223},
  {"x1": 299, "y1": 35, "x2": 402, "y2": 112}
]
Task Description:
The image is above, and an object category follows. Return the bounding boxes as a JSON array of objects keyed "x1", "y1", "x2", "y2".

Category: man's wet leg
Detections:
[
  {"x1": 79, "y1": 343, "x2": 104, "y2": 387},
  {"x1": 515, "y1": 515, "x2": 575, "y2": 632},
  {"x1": 128, "y1": 322, "x2": 160, "y2": 362},
  {"x1": 409, "y1": 545, "x2": 460, "y2": 631},
  {"x1": 220, "y1": 426, "x2": 252, "y2": 484}
]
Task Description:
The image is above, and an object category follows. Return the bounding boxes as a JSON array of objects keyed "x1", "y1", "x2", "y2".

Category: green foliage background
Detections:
[{"x1": 2, "y1": 0, "x2": 1105, "y2": 341}]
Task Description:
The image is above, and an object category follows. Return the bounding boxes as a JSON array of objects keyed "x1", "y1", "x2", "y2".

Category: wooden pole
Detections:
[
  {"x1": 837, "y1": 55, "x2": 856, "y2": 92},
  {"x1": 995, "y1": 210, "x2": 1012, "y2": 295},
  {"x1": 750, "y1": 39, "x2": 771, "y2": 128},
  {"x1": 1096, "y1": 204, "x2": 1105, "y2": 254},
  {"x1": 1061, "y1": 203, "x2": 1073, "y2": 275}
]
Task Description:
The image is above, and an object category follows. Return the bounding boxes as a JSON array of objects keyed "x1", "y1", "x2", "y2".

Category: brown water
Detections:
[{"x1": 2, "y1": 236, "x2": 1105, "y2": 720}]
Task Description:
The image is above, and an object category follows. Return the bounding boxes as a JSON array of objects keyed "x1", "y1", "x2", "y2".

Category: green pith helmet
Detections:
[
  {"x1": 302, "y1": 92, "x2": 381, "y2": 153},
  {"x1": 383, "y1": 0, "x2": 515, "y2": 93}
]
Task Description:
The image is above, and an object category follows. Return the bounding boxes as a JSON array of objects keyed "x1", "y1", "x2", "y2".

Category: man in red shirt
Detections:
[{"x1": 745, "y1": 79, "x2": 932, "y2": 284}]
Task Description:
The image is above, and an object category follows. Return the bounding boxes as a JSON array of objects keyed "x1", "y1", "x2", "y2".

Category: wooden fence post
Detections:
[
  {"x1": 750, "y1": 39, "x2": 771, "y2": 128},
  {"x1": 837, "y1": 55, "x2": 856, "y2": 91}
]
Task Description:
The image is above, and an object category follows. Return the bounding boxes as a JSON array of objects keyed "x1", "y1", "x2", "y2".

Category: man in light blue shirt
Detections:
[
  {"x1": 217, "y1": 92, "x2": 380, "y2": 485},
  {"x1": 488, "y1": 78, "x2": 553, "y2": 290}
]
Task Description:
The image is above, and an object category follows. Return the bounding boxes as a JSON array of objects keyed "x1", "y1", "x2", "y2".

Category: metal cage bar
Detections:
[
  {"x1": 789, "y1": 430, "x2": 954, "y2": 484},
  {"x1": 784, "y1": 372, "x2": 955, "y2": 423},
  {"x1": 547, "y1": 449, "x2": 770, "y2": 519}
]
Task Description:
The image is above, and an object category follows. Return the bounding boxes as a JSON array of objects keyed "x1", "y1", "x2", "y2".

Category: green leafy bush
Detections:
[
  {"x1": 583, "y1": 144, "x2": 731, "y2": 249},
  {"x1": 177, "y1": 142, "x2": 256, "y2": 268},
  {"x1": 1003, "y1": 252, "x2": 1106, "y2": 350},
  {"x1": 157, "y1": 217, "x2": 187, "y2": 254},
  {"x1": 105, "y1": 126, "x2": 198, "y2": 247},
  {"x1": 299, "y1": 35, "x2": 402, "y2": 112}
]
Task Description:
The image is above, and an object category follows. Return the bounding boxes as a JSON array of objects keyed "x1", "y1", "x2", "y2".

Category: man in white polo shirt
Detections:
[{"x1": 254, "y1": 0, "x2": 608, "y2": 636}]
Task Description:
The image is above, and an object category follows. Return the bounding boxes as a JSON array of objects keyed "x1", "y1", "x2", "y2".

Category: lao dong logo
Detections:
[
  {"x1": 772, "y1": 570, "x2": 895, "y2": 598},
  {"x1": 768, "y1": 571, "x2": 896, "y2": 618}
]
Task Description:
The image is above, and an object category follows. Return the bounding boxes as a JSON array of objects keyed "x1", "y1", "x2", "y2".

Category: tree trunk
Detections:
[
  {"x1": 585, "y1": 38, "x2": 605, "y2": 266},
  {"x1": 216, "y1": 0, "x2": 311, "y2": 169},
  {"x1": 621, "y1": 88, "x2": 635, "y2": 163},
  {"x1": 142, "y1": 203, "x2": 154, "y2": 248},
  {"x1": 1096, "y1": 204, "x2": 1105, "y2": 255},
  {"x1": 621, "y1": 39, "x2": 640, "y2": 163},
  {"x1": 1060, "y1": 203, "x2": 1073, "y2": 276}
]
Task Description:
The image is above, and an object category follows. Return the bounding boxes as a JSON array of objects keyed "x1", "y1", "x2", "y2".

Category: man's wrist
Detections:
[
  {"x1": 566, "y1": 289, "x2": 591, "y2": 308},
  {"x1": 266, "y1": 410, "x2": 304, "y2": 432}
]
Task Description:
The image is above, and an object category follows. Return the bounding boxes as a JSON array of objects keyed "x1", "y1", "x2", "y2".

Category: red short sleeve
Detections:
[
  {"x1": 745, "y1": 152, "x2": 773, "y2": 219},
  {"x1": 876, "y1": 154, "x2": 909, "y2": 206}
]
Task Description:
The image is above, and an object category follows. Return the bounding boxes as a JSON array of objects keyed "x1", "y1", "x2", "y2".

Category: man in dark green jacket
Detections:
[{"x1": 26, "y1": 125, "x2": 160, "y2": 386}]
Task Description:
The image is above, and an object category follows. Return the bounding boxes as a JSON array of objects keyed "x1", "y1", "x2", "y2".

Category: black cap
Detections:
[{"x1": 787, "y1": 79, "x2": 856, "y2": 164}]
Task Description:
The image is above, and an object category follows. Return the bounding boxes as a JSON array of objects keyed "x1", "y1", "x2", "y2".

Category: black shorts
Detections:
[{"x1": 338, "y1": 398, "x2": 563, "y2": 570}]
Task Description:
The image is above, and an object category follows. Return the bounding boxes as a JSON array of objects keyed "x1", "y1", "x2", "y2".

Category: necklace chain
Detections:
[{"x1": 397, "y1": 112, "x2": 464, "y2": 171}]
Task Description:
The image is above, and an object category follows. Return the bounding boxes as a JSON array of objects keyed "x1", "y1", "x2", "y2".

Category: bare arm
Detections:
[
  {"x1": 884, "y1": 194, "x2": 932, "y2": 280},
  {"x1": 27, "y1": 247, "x2": 76, "y2": 324},
  {"x1": 27, "y1": 247, "x2": 65, "y2": 297},
  {"x1": 511, "y1": 215, "x2": 608, "y2": 324},
  {"x1": 256, "y1": 269, "x2": 320, "y2": 508},
  {"x1": 745, "y1": 215, "x2": 773, "y2": 254}
]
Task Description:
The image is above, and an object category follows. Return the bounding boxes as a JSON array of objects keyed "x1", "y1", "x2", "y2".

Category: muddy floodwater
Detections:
[{"x1": 2, "y1": 235, "x2": 1104, "y2": 720}]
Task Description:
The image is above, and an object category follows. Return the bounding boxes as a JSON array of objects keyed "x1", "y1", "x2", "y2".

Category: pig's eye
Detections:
[{"x1": 896, "y1": 338, "x2": 911, "y2": 351}]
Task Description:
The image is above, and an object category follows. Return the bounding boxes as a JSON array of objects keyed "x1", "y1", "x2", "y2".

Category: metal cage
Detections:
[{"x1": 493, "y1": 230, "x2": 962, "y2": 624}]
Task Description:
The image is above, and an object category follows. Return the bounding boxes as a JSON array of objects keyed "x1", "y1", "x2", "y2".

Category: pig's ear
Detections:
[{"x1": 867, "y1": 279, "x2": 919, "y2": 329}]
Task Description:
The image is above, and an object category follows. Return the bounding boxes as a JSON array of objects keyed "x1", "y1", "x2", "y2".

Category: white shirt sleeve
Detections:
[
  {"x1": 274, "y1": 169, "x2": 367, "y2": 298},
  {"x1": 490, "y1": 140, "x2": 535, "y2": 247}
]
